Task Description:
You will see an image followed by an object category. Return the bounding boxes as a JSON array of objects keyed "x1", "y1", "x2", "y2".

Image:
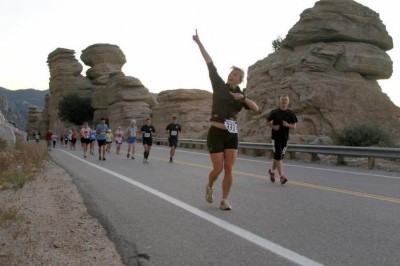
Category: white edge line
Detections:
[{"x1": 58, "y1": 150, "x2": 324, "y2": 266}]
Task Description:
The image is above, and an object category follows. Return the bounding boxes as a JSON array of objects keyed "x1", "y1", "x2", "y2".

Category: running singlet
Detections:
[
  {"x1": 166, "y1": 123, "x2": 181, "y2": 138},
  {"x1": 96, "y1": 124, "x2": 108, "y2": 140},
  {"x1": 141, "y1": 125, "x2": 155, "y2": 139}
]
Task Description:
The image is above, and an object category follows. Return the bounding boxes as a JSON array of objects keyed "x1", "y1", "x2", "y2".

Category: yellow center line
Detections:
[{"x1": 152, "y1": 156, "x2": 400, "y2": 204}]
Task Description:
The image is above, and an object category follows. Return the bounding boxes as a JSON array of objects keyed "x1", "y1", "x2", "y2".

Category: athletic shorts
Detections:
[
  {"x1": 127, "y1": 137, "x2": 136, "y2": 144},
  {"x1": 81, "y1": 137, "x2": 90, "y2": 144},
  {"x1": 143, "y1": 138, "x2": 153, "y2": 146},
  {"x1": 207, "y1": 126, "x2": 238, "y2": 154},
  {"x1": 168, "y1": 137, "x2": 178, "y2": 147},
  {"x1": 115, "y1": 140, "x2": 123, "y2": 145},
  {"x1": 97, "y1": 139, "x2": 106, "y2": 146},
  {"x1": 272, "y1": 139, "x2": 288, "y2": 160}
]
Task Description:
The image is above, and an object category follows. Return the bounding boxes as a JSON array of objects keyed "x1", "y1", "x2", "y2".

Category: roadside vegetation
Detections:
[
  {"x1": 0, "y1": 138, "x2": 47, "y2": 227},
  {"x1": 336, "y1": 123, "x2": 395, "y2": 147},
  {"x1": 0, "y1": 138, "x2": 47, "y2": 190}
]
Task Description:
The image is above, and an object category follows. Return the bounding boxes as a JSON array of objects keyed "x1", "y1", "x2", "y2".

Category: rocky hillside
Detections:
[
  {"x1": 241, "y1": 0, "x2": 400, "y2": 144},
  {"x1": 0, "y1": 87, "x2": 48, "y2": 130}
]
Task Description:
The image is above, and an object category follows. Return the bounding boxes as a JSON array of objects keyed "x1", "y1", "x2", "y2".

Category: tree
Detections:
[
  {"x1": 272, "y1": 36, "x2": 283, "y2": 51},
  {"x1": 58, "y1": 94, "x2": 94, "y2": 125}
]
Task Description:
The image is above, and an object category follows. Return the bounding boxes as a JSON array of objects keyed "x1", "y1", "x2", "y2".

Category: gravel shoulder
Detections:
[{"x1": 0, "y1": 160, "x2": 124, "y2": 265}]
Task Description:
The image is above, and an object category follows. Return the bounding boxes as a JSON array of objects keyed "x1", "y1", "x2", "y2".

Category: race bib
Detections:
[
  {"x1": 144, "y1": 133, "x2": 151, "y2": 138},
  {"x1": 171, "y1": 131, "x2": 177, "y2": 136},
  {"x1": 224, "y1": 119, "x2": 238, "y2": 133}
]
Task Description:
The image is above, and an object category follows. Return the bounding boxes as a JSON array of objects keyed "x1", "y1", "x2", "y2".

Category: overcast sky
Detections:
[{"x1": 0, "y1": 0, "x2": 398, "y2": 106}]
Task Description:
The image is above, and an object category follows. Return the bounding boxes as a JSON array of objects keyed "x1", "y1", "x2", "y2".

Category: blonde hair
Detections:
[{"x1": 231, "y1": 65, "x2": 245, "y2": 83}]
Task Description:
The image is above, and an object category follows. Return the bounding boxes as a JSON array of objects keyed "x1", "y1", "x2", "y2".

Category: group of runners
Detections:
[{"x1": 69, "y1": 117, "x2": 182, "y2": 164}]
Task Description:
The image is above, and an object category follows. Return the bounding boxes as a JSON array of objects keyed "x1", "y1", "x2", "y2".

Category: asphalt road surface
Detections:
[{"x1": 49, "y1": 143, "x2": 400, "y2": 266}]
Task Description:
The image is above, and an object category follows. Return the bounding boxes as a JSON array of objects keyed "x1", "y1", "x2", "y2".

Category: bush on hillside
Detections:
[
  {"x1": 336, "y1": 123, "x2": 394, "y2": 147},
  {"x1": 272, "y1": 36, "x2": 283, "y2": 51}
]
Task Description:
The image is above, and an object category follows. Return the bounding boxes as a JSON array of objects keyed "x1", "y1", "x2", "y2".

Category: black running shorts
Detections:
[
  {"x1": 272, "y1": 139, "x2": 287, "y2": 160},
  {"x1": 143, "y1": 138, "x2": 153, "y2": 146},
  {"x1": 168, "y1": 137, "x2": 178, "y2": 147},
  {"x1": 207, "y1": 126, "x2": 238, "y2": 153}
]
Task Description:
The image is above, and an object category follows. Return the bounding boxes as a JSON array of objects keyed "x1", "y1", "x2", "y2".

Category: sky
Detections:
[{"x1": 0, "y1": 0, "x2": 398, "y2": 107}]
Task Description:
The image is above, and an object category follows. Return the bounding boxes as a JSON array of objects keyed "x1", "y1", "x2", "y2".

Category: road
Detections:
[{"x1": 49, "y1": 143, "x2": 400, "y2": 266}]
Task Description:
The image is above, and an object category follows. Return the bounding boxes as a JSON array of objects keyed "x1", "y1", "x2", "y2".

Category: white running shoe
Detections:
[
  {"x1": 220, "y1": 200, "x2": 232, "y2": 210},
  {"x1": 205, "y1": 185, "x2": 213, "y2": 203}
]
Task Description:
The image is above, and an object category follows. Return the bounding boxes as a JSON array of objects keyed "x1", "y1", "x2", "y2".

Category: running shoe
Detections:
[
  {"x1": 143, "y1": 158, "x2": 149, "y2": 163},
  {"x1": 205, "y1": 185, "x2": 213, "y2": 203},
  {"x1": 131, "y1": 156, "x2": 135, "y2": 159},
  {"x1": 220, "y1": 200, "x2": 232, "y2": 210},
  {"x1": 169, "y1": 157, "x2": 173, "y2": 163},
  {"x1": 103, "y1": 157, "x2": 106, "y2": 161},
  {"x1": 99, "y1": 155, "x2": 101, "y2": 160},
  {"x1": 268, "y1": 169, "x2": 275, "y2": 183},
  {"x1": 280, "y1": 175, "x2": 288, "y2": 184},
  {"x1": 127, "y1": 153, "x2": 129, "y2": 158}
]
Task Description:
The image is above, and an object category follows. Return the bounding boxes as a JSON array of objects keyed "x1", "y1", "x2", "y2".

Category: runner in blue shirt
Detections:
[{"x1": 96, "y1": 118, "x2": 108, "y2": 161}]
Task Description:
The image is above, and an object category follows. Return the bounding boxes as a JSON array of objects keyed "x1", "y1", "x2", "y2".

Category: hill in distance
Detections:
[{"x1": 0, "y1": 87, "x2": 48, "y2": 130}]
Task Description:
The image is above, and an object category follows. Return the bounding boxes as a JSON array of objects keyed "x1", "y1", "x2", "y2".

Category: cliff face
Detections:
[
  {"x1": 242, "y1": 0, "x2": 400, "y2": 144},
  {"x1": 151, "y1": 89, "x2": 212, "y2": 139}
]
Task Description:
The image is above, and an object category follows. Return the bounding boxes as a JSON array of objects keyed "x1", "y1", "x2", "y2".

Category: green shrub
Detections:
[
  {"x1": 272, "y1": 36, "x2": 283, "y2": 51},
  {"x1": 58, "y1": 94, "x2": 94, "y2": 125},
  {"x1": 0, "y1": 138, "x2": 7, "y2": 151},
  {"x1": 336, "y1": 123, "x2": 394, "y2": 147}
]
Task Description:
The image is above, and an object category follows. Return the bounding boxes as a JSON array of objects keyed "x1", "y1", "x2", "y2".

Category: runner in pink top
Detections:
[
  {"x1": 80, "y1": 122, "x2": 91, "y2": 158},
  {"x1": 114, "y1": 126, "x2": 124, "y2": 155}
]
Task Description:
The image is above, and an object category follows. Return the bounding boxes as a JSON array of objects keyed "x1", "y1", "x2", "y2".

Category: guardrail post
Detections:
[
  {"x1": 337, "y1": 155, "x2": 346, "y2": 165},
  {"x1": 311, "y1": 153, "x2": 319, "y2": 162},
  {"x1": 367, "y1": 157, "x2": 375, "y2": 169}
]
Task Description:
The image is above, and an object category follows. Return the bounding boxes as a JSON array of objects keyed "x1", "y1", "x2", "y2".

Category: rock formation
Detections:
[
  {"x1": 46, "y1": 48, "x2": 93, "y2": 131},
  {"x1": 0, "y1": 95, "x2": 26, "y2": 130},
  {"x1": 27, "y1": 106, "x2": 46, "y2": 139},
  {"x1": 81, "y1": 44, "x2": 155, "y2": 129},
  {"x1": 242, "y1": 0, "x2": 400, "y2": 144},
  {"x1": 0, "y1": 109, "x2": 26, "y2": 145},
  {"x1": 151, "y1": 89, "x2": 212, "y2": 139}
]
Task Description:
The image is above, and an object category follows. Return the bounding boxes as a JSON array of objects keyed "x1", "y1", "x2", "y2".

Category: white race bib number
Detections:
[
  {"x1": 144, "y1": 133, "x2": 151, "y2": 138},
  {"x1": 224, "y1": 119, "x2": 238, "y2": 133},
  {"x1": 171, "y1": 131, "x2": 177, "y2": 136}
]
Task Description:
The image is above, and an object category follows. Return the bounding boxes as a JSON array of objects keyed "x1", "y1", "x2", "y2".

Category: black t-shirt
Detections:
[
  {"x1": 141, "y1": 125, "x2": 156, "y2": 139},
  {"x1": 266, "y1": 108, "x2": 298, "y2": 141},
  {"x1": 166, "y1": 123, "x2": 182, "y2": 139},
  {"x1": 207, "y1": 62, "x2": 249, "y2": 123}
]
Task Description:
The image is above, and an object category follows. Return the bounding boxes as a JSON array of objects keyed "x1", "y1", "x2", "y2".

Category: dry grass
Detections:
[
  {"x1": 0, "y1": 206, "x2": 19, "y2": 227},
  {"x1": 0, "y1": 139, "x2": 48, "y2": 190}
]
